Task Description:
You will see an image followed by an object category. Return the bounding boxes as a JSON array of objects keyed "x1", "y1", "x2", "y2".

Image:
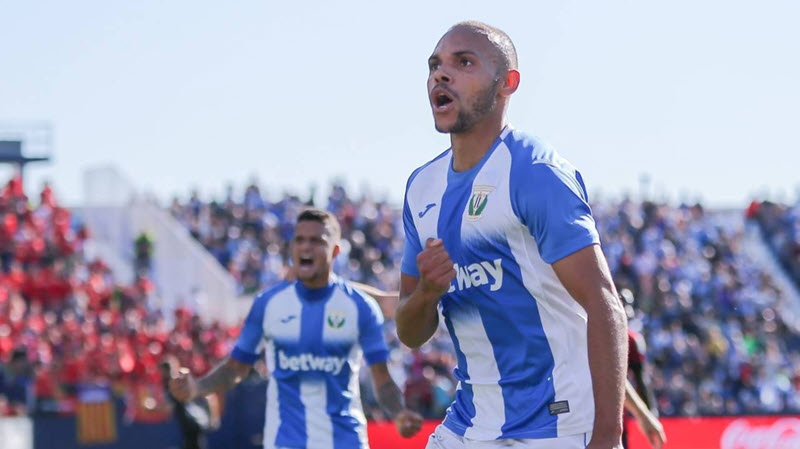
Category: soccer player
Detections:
[
  {"x1": 395, "y1": 21, "x2": 628, "y2": 448},
  {"x1": 170, "y1": 208, "x2": 423, "y2": 449}
]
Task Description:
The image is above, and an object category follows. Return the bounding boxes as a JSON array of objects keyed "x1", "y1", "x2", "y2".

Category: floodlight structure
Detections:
[{"x1": 0, "y1": 121, "x2": 52, "y2": 181}]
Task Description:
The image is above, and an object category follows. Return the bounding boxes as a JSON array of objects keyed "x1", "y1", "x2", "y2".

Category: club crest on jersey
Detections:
[
  {"x1": 466, "y1": 185, "x2": 494, "y2": 221},
  {"x1": 327, "y1": 311, "x2": 346, "y2": 329}
]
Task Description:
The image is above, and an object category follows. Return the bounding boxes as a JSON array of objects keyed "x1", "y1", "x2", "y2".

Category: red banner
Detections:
[
  {"x1": 627, "y1": 415, "x2": 800, "y2": 449},
  {"x1": 367, "y1": 416, "x2": 800, "y2": 449}
]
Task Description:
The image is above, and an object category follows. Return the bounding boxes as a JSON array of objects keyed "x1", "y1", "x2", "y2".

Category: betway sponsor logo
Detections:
[
  {"x1": 447, "y1": 259, "x2": 503, "y2": 293},
  {"x1": 721, "y1": 418, "x2": 800, "y2": 449},
  {"x1": 278, "y1": 350, "x2": 347, "y2": 375}
]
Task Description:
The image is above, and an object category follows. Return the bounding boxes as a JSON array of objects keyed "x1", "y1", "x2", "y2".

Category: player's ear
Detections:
[
  {"x1": 332, "y1": 243, "x2": 341, "y2": 259},
  {"x1": 500, "y1": 69, "x2": 520, "y2": 97}
]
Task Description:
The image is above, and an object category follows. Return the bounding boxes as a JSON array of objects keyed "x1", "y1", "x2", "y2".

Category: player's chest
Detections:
[
  {"x1": 414, "y1": 179, "x2": 518, "y2": 251},
  {"x1": 264, "y1": 299, "x2": 359, "y2": 352}
]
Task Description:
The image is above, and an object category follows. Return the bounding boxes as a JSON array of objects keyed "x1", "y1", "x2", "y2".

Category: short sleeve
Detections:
[
  {"x1": 231, "y1": 292, "x2": 269, "y2": 364},
  {"x1": 401, "y1": 191, "x2": 423, "y2": 277},
  {"x1": 356, "y1": 292, "x2": 390, "y2": 365},
  {"x1": 511, "y1": 163, "x2": 600, "y2": 264}
]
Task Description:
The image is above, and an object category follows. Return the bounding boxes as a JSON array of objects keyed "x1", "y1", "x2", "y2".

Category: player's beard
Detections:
[{"x1": 439, "y1": 79, "x2": 500, "y2": 134}]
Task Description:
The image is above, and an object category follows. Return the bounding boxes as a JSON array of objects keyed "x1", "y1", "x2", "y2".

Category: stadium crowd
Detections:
[
  {"x1": 171, "y1": 182, "x2": 800, "y2": 418},
  {"x1": 4, "y1": 173, "x2": 800, "y2": 421},
  {"x1": 0, "y1": 176, "x2": 235, "y2": 418},
  {"x1": 594, "y1": 199, "x2": 800, "y2": 416},
  {"x1": 750, "y1": 200, "x2": 800, "y2": 289}
]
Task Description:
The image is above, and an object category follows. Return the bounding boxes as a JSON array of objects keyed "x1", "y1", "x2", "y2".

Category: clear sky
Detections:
[{"x1": 1, "y1": 0, "x2": 798, "y2": 208}]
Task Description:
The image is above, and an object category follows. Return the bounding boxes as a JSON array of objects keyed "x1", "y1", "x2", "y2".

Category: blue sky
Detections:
[{"x1": 1, "y1": 0, "x2": 798, "y2": 207}]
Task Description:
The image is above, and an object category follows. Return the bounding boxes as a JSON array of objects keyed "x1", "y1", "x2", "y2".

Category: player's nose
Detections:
[{"x1": 433, "y1": 66, "x2": 452, "y2": 84}]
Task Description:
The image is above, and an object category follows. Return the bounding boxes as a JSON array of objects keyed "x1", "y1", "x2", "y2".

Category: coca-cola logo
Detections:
[{"x1": 721, "y1": 418, "x2": 800, "y2": 449}]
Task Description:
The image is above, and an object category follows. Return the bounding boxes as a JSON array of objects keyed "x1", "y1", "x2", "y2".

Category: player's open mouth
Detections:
[
  {"x1": 298, "y1": 256, "x2": 314, "y2": 267},
  {"x1": 431, "y1": 88, "x2": 455, "y2": 112}
]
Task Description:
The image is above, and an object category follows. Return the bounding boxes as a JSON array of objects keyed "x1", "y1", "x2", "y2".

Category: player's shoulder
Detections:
[
  {"x1": 252, "y1": 280, "x2": 294, "y2": 308},
  {"x1": 405, "y1": 147, "x2": 452, "y2": 192},
  {"x1": 505, "y1": 128, "x2": 585, "y2": 197},
  {"x1": 334, "y1": 279, "x2": 384, "y2": 319},
  {"x1": 503, "y1": 128, "x2": 571, "y2": 170}
]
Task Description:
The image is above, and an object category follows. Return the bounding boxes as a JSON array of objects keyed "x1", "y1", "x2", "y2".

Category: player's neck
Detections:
[
  {"x1": 299, "y1": 273, "x2": 335, "y2": 290},
  {"x1": 449, "y1": 115, "x2": 507, "y2": 172}
]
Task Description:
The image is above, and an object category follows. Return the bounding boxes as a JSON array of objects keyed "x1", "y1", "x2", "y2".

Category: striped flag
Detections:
[{"x1": 76, "y1": 385, "x2": 117, "y2": 444}]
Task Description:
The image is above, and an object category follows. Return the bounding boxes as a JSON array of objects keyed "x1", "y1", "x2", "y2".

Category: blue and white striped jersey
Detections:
[
  {"x1": 231, "y1": 278, "x2": 389, "y2": 449},
  {"x1": 401, "y1": 126, "x2": 600, "y2": 440}
]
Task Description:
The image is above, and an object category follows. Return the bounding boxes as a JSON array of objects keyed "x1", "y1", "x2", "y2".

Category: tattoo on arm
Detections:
[
  {"x1": 376, "y1": 381, "x2": 405, "y2": 419},
  {"x1": 196, "y1": 361, "x2": 244, "y2": 397}
]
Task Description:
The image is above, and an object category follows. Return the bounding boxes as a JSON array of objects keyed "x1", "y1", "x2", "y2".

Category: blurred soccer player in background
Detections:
[
  {"x1": 170, "y1": 208, "x2": 422, "y2": 449},
  {"x1": 396, "y1": 21, "x2": 628, "y2": 448}
]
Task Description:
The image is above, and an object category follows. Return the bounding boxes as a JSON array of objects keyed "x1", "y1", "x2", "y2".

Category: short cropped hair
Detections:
[
  {"x1": 449, "y1": 21, "x2": 518, "y2": 74},
  {"x1": 296, "y1": 208, "x2": 341, "y2": 242}
]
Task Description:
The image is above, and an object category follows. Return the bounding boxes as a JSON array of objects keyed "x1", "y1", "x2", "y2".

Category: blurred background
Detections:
[{"x1": 1, "y1": 1, "x2": 799, "y2": 448}]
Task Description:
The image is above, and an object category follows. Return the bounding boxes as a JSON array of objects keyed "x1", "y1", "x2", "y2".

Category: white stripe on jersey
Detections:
[
  {"x1": 504, "y1": 209, "x2": 595, "y2": 435},
  {"x1": 300, "y1": 379, "x2": 333, "y2": 449},
  {"x1": 449, "y1": 305, "x2": 506, "y2": 440},
  {"x1": 265, "y1": 372, "x2": 280, "y2": 449}
]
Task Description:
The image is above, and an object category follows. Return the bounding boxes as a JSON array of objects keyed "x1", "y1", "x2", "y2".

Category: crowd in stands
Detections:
[
  {"x1": 750, "y1": 200, "x2": 800, "y2": 290},
  {"x1": 595, "y1": 199, "x2": 800, "y2": 416},
  {"x1": 5, "y1": 173, "x2": 800, "y2": 421},
  {"x1": 0, "y1": 176, "x2": 235, "y2": 418},
  {"x1": 172, "y1": 184, "x2": 800, "y2": 419}
]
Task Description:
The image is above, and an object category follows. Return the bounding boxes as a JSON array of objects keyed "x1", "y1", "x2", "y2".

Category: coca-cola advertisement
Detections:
[{"x1": 627, "y1": 416, "x2": 800, "y2": 449}]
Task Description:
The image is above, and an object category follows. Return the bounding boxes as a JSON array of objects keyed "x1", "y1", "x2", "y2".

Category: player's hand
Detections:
[
  {"x1": 393, "y1": 409, "x2": 423, "y2": 438},
  {"x1": 416, "y1": 238, "x2": 456, "y2": 299},
  {"x1": 168, "y1": 367, "x2": 198, "y2": 403},
  {"x1": 636, "y1": 412, "x2": 666, "y2": 449}
]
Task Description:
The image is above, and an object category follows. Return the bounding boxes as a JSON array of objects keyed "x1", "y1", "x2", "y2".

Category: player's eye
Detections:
[
  {"x1": 460, "y1": 58, "x2": 472, "y2": 67},
  {"x1": 429, "y1": 61, "x2": 440, "y2": 71}
]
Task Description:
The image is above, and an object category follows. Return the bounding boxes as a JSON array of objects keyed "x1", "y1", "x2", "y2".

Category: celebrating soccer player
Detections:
[
  {"x1": 395, "y1": 21, "x2": 629, "y2": 449},
  {"x1": 170, "y1": 208, "x2": 422, "y2": 449}
]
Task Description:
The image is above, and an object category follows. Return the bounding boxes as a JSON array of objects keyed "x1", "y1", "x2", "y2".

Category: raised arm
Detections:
[
  {"x1": 395, "y1": 239, "x2": 455, "y2": 348},
  {"x1": 552, "y1": 244, "x2": 628, "y2": 449}
]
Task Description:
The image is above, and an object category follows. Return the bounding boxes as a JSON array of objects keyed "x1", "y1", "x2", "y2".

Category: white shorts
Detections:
[{"x1": 425, "y1": 425, "x2": 591, "y2": 449}]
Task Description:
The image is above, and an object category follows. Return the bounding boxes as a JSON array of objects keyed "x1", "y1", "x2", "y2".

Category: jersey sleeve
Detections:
[
  {"x1": 511, "y1": 162, "x2": 600, "y2": 264},
  {"x1": 401, "y1": 188, "x2": 423, "y2": 277},
  {"x1": 356, "y1": 291, "x2": 390, "y2": 365},
  {"x1": 230, "y1": 292, "x2": 269, "y2": 364}
]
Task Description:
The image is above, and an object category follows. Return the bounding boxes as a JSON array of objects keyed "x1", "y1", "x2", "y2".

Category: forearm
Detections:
[
  {"x1": 633, "y1": 369, "x2": 657, "y2": 415},
  {"x1": 624, "y1": 380, "x2": 648, "y2": 420},
  {"x1": 395, "y1": 291, "x2": 439, "y2": 348},
  {"x1": 586, "y1": 296, "x2": 628, "y2": 442},
  {"x1": 195, "y1": 358, "x2": 247, "y2": 397},
  {"x1": 375, "y1": 380, "x2": 406, "y2": 418}
]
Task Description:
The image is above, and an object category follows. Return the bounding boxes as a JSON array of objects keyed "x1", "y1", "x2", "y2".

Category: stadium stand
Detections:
[
  {"x1": 171, "y1": 184, "x2": 800, "y2": 419},
  {"x1": 751, "y1": 200, "x2": 800, "y2": 289},
  {"x1": 0, "y1": 176, "x2": 236, "y2": 418},
  {"x1": 4, "y1": 174, "x2": 800, "y2": 425}
]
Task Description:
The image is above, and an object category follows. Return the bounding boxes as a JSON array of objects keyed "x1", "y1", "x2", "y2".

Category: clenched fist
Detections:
[
  {"x1": 168, "y1": 367, "x2": 198, "y2": 403},
  {"x1": 394, "y1": 409, "x2": 423, "y2": 438},
  {"x1": 416, "y1": 238, "x2": 456, "y2": 298}
]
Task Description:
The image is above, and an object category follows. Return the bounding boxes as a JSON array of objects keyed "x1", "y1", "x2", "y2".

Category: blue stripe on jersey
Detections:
[
  {"x1": 437, "y1": 138, "x2": 504, "y2": 435},
  {"x1": 468, "y1": 238, "x2": 557, "y2": 437},
  {"x1": 328, "y1": 364, "x2": 361, "y2": 449},
  {"x1": 276, "y1": 376, "x2": 306, "y2": 448}
]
